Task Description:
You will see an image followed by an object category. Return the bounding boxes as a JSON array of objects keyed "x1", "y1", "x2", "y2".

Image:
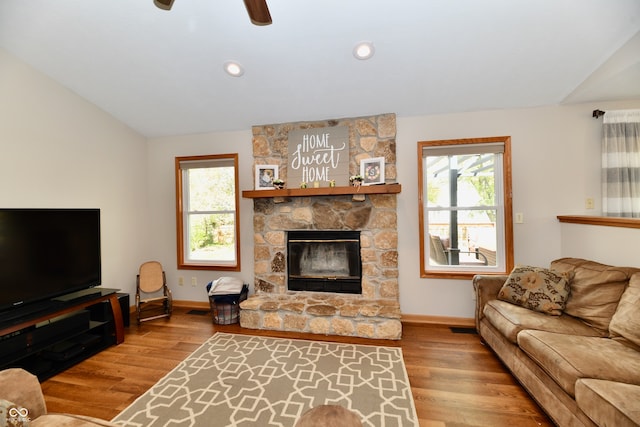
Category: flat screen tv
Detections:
[{"x1": 0, "y1": 208, "x2": 101, "y2": 313}]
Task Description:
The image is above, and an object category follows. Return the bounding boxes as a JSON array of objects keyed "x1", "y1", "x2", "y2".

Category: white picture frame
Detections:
[
  {"x1": 255, "y1": 165, "x2": 278, "y2": 190},
  {"x1": 360, "y1": 157, "x2": 385, "y2": 186}
]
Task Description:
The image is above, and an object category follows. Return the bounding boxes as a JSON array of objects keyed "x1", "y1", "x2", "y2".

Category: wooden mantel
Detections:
[{"x1": 242, "y1": 183, "x2": 401, "y2": 199}]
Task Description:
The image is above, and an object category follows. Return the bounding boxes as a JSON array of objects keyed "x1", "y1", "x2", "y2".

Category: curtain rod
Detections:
[{"x1": 592, "y1": 109, "x2": 606, "y2": 118}]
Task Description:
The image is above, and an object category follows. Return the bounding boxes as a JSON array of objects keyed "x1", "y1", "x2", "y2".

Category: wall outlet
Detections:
[
  {"x1": 191, "y1": 277, "x2": 197, "y2": 287},
  {"x1": 585, "y1": 198, "x2": 595, "y2": 209},
  {"x1": 178, "y1": 276, "x2": 184, "y2": 286}
]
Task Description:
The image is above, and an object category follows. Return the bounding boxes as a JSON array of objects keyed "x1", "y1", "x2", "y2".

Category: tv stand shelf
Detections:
[{"x1": 0, "y1": 288, "x2": 125, "y2": 380}]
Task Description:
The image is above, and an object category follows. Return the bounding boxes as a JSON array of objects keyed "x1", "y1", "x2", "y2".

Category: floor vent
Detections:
[
  {"x1": 450, "y1": 327, "x2": 477, "y2": 334},
  {"x1": 187, "y1": 309, "x2": 209, "y2": 316}
]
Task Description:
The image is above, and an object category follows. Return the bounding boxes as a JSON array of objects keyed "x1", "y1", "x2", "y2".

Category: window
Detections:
[
  {"x1": 175, "y1": 154, "x2": 241, "y2": 271},
  {"x1": 418, "y1": 137, "x2": 513, "y2": 279},
  {"x1": 600, "y1": 109, "x2": 640, "y2": 218}
]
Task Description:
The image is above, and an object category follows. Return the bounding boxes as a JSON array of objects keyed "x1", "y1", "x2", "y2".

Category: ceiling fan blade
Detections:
[
  {"x1": 243, "y1": 0, "x2": 272, "y2": 26},
  {"x1": 154, "y1": 0, "x2": 174, "y2": 11}
]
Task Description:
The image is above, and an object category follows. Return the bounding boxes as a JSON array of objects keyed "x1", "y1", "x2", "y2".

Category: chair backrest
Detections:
[
  {"x1": 138, "y1": 261, "x2": 165, "y2": 293},
  {"x1": 429, "y1": 234, "x2": 449, "y2": 265}
]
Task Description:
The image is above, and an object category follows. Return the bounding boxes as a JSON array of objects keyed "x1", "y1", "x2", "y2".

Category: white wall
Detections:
[
  {"x1": 5, "y1": 47, "x2": 640, "y2": 320},
  {"x1": 559, "y1": 223, "x2": 640, "y2": 267},
  {"x1": 0, "y1": 48, "x2": 149, "y2": 298},
  {"x1": 146, "y1": 132, "x2": 254, "y2": 302},
  {"x1": 147, "y1": 99, "x2": 640, "y2": 318},
  {"x1": 396, "y1": 100, "x2": 640, "y2": 318}
]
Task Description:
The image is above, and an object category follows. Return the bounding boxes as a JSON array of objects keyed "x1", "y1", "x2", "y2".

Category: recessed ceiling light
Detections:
[
  {"x1": 353, "y1": 41, "x2": 375, "y2": 60},
  {"x1": 224, "y1": 61, "x2": 244, "y2": 77}
]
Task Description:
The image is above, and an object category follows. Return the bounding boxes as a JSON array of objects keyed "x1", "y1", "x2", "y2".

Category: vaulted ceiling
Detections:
[{"x1": 1, "y1": 0, "x2": 639, "y2": 138}]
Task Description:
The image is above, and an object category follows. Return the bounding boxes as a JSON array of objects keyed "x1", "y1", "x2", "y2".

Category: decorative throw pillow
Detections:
[
  {"x1": 498, "y1": 265, "x2": 572, "y2": 315},
  {"x1": 0, "y1": 399, "x2": 30, "y2": 427}
]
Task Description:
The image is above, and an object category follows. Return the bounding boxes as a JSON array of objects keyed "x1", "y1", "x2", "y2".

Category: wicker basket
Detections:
[{"x1": 206, "y1": 283, "x2": 248, "y2": 325}]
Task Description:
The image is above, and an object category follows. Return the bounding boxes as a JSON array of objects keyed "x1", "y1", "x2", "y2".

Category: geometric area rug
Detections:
[{"x1": 111, "y1": 333, "x2": 419, "y2": 426}]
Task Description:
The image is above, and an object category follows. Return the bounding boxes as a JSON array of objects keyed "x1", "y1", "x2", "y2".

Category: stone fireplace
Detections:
[{"x1": 239, "y1": 113, "x2": 402, "y2": 339}]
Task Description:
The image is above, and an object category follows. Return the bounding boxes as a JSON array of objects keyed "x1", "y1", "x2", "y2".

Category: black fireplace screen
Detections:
[{"x1": 287, "y1": 230, "x2": 362, "y2": 294}]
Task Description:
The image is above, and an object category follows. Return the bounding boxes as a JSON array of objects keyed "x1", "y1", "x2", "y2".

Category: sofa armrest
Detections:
[
  {"x1": 0, "y1": 368, "x2": 47, "y2": 419},
  {"x1": 472, "y1": 274, "x2": 508, "y2": 331}
]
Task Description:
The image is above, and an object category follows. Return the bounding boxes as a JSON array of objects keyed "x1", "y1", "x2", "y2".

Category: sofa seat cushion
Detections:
[
  {"x1": 576, "y1": 379, "x2": 640, "y2": 427},
  {"x1": 518, "y1": 330, "x2": 640, "y2": 397},
  {"x1": 483, "y1": 299, "x2": 602, "y2": 343},
  {"x1": 550, "y1": 258, "x2": 639, "y2": 333}
]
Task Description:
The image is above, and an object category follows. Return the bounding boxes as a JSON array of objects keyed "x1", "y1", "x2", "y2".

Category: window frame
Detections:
[
  {"x1": 175, "y1": 153, "x2": 241, "y2": 271},
  {"x1": 418, "y1": 136, "x2": 514, "y2": 279}
]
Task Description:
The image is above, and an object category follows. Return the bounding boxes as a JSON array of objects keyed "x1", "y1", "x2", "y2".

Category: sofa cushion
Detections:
[
  {"x1": 0, "y1": 399, "x2": 30, "y2": 427},
  {"x1": 518, "y1": 330, "x2": 640, "y2": 397},
  {"x1": 550, "y1": 258, "x2": 639, "y2": 333},
  {"x1": 609, "y1": 272, "x2": 640, "y2": 350},
  {"x1": 575, "y1": 379, "x2": 640, "y2": 427},
  {"x1": 483, "y1": 300, "x2": 602, "y2": 343},
  {"x1": 0, "y1": 369, "x2": 47, "y2": 420},
  {"x1": 498, "y1": 265, "x2": 572, "y2": 315},
  {"x1": 295, "y1": 405, "x2": 362, "y2": 427}
]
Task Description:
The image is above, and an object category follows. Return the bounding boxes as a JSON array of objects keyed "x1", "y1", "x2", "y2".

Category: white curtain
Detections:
[{"x1": 602, "y1": 109, "x2": 640, "y2": 218}]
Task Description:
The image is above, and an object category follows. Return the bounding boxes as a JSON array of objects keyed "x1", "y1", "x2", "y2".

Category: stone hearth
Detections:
[
  {"x1": 240, "y1": 113, "x2": 402, "y2": 339},
  {"x1": 240, "y1": 293, "x2": 402, "y2": 340}
]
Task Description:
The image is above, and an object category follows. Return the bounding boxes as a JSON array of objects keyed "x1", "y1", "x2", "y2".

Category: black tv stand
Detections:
[
  {"x1": 52, "y1": 287, "x2": 103, "y2": 302},
  {"x1": 0, "y1": 300, "x2": 62, "y2": 324},
  {"x1": 0, "y1": 288, "x2": 125, "y2": 381}
]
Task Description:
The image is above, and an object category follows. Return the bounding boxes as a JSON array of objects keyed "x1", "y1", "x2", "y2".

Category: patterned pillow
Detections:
[
  {"x1": 498, "y1": 265, "x2": 572, "y2": 315},
  {"x1": 0, "y1": 399, "x2": 30, "y2": 427}
]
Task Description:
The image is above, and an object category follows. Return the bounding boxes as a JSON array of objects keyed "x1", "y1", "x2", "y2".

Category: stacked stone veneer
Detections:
[{"x1": 240, "y1": 113, "x2": 402, "y2": 339}]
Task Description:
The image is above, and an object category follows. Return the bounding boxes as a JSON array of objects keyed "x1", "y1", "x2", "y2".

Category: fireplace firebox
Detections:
[{"x1": 287, "y1": 230, "x2": 362, "y2": 294}]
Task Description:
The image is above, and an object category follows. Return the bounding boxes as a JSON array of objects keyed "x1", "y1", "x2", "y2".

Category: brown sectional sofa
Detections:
[
  {"x1": 0, "y1": 368, "x2": 118, "y2": 426},
  {"x1": 473, "y1": 257, "x2": 640, "y2": 427}
]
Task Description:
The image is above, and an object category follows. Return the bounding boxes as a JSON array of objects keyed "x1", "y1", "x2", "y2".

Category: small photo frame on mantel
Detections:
[
  {"x1": 360, "y1": 157, "x2": 385, "y2": 186},
  {"x1": 255, "y1": 165, "x2": 278, "y2": 190}
]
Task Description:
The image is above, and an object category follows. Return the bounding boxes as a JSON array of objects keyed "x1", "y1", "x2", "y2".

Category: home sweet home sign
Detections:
[{"x1": 287, "y1": 126, "x2": 349, "y2": 187}]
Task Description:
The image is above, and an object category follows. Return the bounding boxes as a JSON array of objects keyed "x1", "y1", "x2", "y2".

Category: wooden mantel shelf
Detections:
[{"x1": 242, "y1": 183, "x2": 401, "y2": 199}]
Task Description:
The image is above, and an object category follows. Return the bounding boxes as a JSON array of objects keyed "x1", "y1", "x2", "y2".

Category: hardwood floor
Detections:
[{"x1": 41, "y1": 307, "x2": 553, "y2": 426}]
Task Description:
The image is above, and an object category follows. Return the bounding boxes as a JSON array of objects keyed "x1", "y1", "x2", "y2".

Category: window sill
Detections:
[
  {"x1": 421, "y1": 271, "x2": 490, "y2": 280},
  {"x1": 557, "y1": 215, "x2": 640, "y2": 229}
]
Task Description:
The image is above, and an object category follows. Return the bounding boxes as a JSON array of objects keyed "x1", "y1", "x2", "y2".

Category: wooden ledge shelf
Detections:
[
  {"x1": 557, "y1": 215, "x2": 640, "y2": 229},
  {"x1": 242, "y1": 183, "x2": 401, "y2": 199}
]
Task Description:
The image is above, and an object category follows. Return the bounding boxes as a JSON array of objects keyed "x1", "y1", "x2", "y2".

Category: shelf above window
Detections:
[{"x1": 242, "y1": 183, "x2": 401, "y2": 199}]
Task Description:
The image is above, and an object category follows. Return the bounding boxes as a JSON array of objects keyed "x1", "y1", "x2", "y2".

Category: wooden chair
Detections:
[{"x1": 136, "y1": 261, "x2": 172, "y2": 324}]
